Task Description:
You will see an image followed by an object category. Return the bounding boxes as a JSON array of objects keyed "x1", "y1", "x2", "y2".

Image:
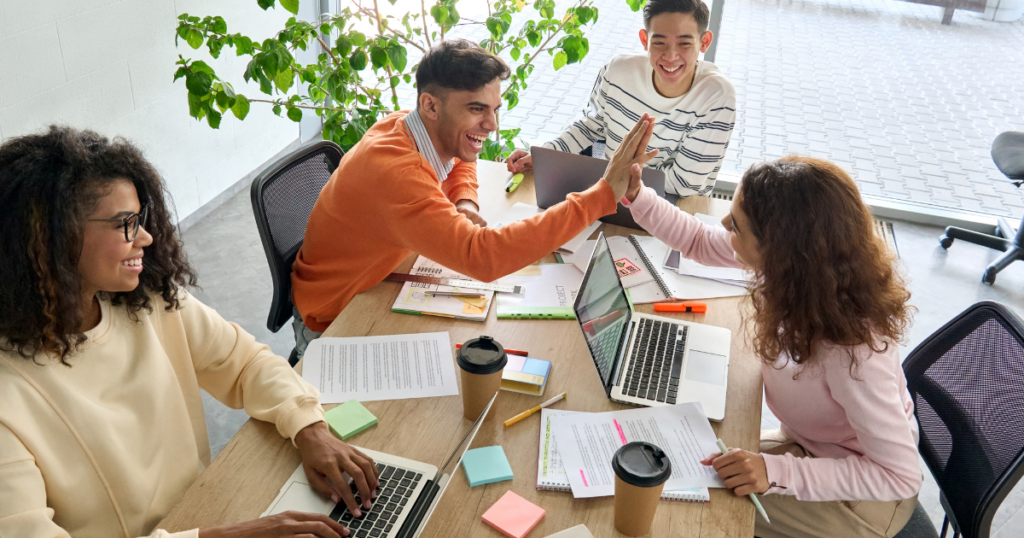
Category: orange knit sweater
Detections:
[{"x1": 292, "y1": 111, "x2": 617, "y2": 332}]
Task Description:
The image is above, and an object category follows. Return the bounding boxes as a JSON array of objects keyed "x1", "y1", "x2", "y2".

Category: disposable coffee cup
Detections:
[
  {"x1": 612, "y1": 441, "x2": 672, "y2": 537},
  {"x1": 456, "y1": 336, "x2": 507, "y2": 420}
]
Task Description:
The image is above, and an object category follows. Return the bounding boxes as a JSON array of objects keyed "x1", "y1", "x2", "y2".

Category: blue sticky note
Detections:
[
  {"x1": 461, "y1": 446, "x2": 514, "y2": 487},
  {"x1": 521, "y1": 358, "x2": 550, "y2": 378}
]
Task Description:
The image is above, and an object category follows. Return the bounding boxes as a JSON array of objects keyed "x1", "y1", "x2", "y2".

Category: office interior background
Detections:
[{"x1": 1, "y1": 0, "x2": 1021, "y2": 534}]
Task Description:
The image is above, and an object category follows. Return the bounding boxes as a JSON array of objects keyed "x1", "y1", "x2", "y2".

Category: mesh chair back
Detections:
[
  {"x1": 250, "y1": 140, "x2": 343, "y2": 333},
  {"x1": 903, "y1": 301, "x2": 1024, "y2": 538}
]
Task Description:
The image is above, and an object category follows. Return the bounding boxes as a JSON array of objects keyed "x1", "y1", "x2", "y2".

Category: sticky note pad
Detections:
[
  {"x1": 461, "y1": 446, "x2": 513, "y2": 487},
  {"x1": 482, "y1": 491, "x2": 545, "y2": 538},
  {"x1": 324, "y1": 399, "x2": 377, "y2": 440}
]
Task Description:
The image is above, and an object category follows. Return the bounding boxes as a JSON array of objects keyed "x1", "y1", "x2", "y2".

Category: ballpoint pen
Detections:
[
  {"x1": 503, "y1": 392, "x2": 567, "y2": 427},
  {"x1": 715, "y1": 438, "x2": 771, "y2": 524}
]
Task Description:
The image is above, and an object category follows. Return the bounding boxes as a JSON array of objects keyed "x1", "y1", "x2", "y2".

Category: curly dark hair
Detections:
[
  {"x1": 738, "y1": 156, "x2": 913, "y2": 374},
  {"x1": 0, "y1": 126, "x2": 197, "y2": 365}
]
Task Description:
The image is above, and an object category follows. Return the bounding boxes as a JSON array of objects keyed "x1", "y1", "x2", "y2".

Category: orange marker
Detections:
[{"x1": 654, "y1": 301, "x2": 707, "y2": 313}]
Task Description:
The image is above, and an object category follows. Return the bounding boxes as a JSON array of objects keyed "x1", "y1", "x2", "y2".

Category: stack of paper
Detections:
[
  {"x1": 391, "y1": 257, "x2": 494, "y2": 321},
  {"x1": 537, "y1": 408, "x2": 711, "y2": 502},
  {"x1": 548, "y1": 403, "x2": 724, "y2": 499},
  {"x1": 493, "y1": 202, "x2": 600, "y2": 254}
]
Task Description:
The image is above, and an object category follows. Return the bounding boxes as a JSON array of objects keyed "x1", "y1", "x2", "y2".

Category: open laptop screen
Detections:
[{"x1": 573, "y1": 233, "x2": 632, "y2": 392}]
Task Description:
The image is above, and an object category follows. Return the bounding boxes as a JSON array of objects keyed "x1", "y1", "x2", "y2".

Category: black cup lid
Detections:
[
  {"x1": 456, "y1": 336, "x2": 508, "y2": 375},
  {"x1": 612, "y1": 442, "x2": 672, "y2": 487}
]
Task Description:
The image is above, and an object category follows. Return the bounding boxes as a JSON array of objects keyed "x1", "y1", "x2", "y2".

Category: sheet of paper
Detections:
[
  {"x1": 495, "y1": 264, "x2": 582, "y2": 313},
  {"x1": 492, "y1": 202, "x2": 599, "y2": 253},
  {"x1": 550, "y1": 403, "x2": 724, "y2": 498},
  {"x1": 302, "y1": 332, "x2": 460, "y2": 404},
  {"x1": 561, "y1": 239, "x2": 596, "y2": 274}
]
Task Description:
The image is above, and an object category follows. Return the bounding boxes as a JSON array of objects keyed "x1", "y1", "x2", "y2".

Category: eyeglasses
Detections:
[{"x1": 88, "y1": 205, "x2": 150, "y2": 242}]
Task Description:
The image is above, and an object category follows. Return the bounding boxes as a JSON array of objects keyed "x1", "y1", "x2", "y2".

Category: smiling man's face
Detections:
[
  {"x1": 428, "y1": 79, "x2": 502, "y2": 163},
  {"x1": 642, "y1": 12, "x2": 711, "y2": 98}
]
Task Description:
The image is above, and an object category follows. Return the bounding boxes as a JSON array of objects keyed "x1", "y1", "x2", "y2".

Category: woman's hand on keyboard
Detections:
[
  {"x1": 294, "y1": 421, "x2": 381, "y2": 518},
  {"x1": 198, "y1": 511, "x2": 349, "y2": 537}
]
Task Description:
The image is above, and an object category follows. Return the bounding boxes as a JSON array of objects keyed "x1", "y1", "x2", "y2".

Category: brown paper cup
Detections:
[
  {"x1": 460, "y1": 369, "x2": 503, "y2": 420},
  {"x1": 614, "y1": 475, "x2": 666, "y2": 537}
]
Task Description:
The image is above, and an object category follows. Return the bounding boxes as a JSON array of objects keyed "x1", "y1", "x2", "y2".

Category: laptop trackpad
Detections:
[
  {"x1": 266, "y1": 481, "x2": 334, "y2": 516},
  {"x1": 685, "y1": 350, "x2": 727, "y2": 386}
]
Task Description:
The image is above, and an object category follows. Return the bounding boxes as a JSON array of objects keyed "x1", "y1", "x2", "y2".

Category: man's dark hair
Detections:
[
  {"x1": 0, "y1": 126, "x2": 197, "y2": 365},
  {"x1": 643, "y1": 0, "x2": 710, "y2": 34},
  {"x1": 416, "y1": 39, "x2": 510, "y2": 101}
]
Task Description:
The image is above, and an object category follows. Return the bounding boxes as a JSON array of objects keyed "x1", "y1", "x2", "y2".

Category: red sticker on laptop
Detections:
[{"x1": 614, "y1": 258, "x2": 641, "y2": 277}]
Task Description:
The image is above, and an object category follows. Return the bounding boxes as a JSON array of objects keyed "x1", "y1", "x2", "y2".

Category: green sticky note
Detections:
[
  {"x1": 324, "y1": 399, "x2": 377, "y2": 440},
  {"x1": 461, "y1": 446, "x2": 514, "y2": 487}
]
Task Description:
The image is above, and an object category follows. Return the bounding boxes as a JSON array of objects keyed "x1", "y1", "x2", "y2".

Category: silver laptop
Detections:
[
  {"x1": 574, "y1": 233, "x2": 731, "y2": 420},
  {"x1": 532, "y1": 145, "x2": 675, "y2": 230},
  {"x1": 262, "y1": 394, "x2": 497, "y2": 538}
]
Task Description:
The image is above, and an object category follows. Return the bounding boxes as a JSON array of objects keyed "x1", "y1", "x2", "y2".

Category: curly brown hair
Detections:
[
  {"x1": 0, "y1": 126, "x2": 197, "y2": 365},
  {"x1": 738, "y1": 156, "x2": 913, "y2": 373}
]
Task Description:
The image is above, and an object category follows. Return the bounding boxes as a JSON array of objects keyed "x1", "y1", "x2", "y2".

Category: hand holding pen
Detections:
[{"x1": 701, "y1": 439, "x2": 772, "y2": 524}]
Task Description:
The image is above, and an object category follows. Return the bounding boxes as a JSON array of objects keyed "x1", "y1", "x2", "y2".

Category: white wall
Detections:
[{"x1": 0, "y1": 0, "x2": 301, "y2": 222}]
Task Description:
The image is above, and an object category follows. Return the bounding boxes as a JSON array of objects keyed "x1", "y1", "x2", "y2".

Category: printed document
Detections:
[
  {"x1": 551, "y1": 402, "x2": 724, "y2": 498},
  {"x1": 302, "y1": 332, "x2": 460, "y2": 404}
]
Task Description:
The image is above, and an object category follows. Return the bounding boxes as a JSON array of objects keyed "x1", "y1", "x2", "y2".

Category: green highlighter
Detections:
[{"x1": 324, "y1": 399, "x2": 378, "y2": 440}]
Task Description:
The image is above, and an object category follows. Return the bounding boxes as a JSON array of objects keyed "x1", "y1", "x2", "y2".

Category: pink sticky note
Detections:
[
  {"x1": 505, "y1": 354, "x2": 528, "y2": 372},
  {"x1": 482, "y1": 491, "x2": 545, "y2": 538}
]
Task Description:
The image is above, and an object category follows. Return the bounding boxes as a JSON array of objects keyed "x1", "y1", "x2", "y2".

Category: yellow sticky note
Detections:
[
  {"x1": 462, "y1": 302, "x2": 487, "y2": 315},
  {"x1": 456, "y1": 296, "x2": 489, "y2": 308}
]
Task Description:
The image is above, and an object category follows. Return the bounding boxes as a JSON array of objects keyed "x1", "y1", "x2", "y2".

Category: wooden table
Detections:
[{"x1": 160, "y1": 161, "x2": 762, "y2": 538}]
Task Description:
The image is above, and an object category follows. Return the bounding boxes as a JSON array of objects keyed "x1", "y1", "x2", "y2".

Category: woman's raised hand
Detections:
[{"x1": 600, "y1": 114, "x2": 659, "y2": 201}]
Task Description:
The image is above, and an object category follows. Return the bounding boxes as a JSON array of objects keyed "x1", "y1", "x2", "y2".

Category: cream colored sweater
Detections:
[{"x1": 0, "y1": 292, "x2": 325, "y2": 538}]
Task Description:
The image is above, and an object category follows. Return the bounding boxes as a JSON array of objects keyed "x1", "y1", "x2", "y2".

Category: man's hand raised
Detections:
[{"x1": 600, "y1": 114, "x2": 658, "y2": 201}]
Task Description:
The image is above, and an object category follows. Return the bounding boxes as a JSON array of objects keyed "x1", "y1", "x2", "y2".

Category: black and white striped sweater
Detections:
[{"x1": 543, "y1": 54, "x2": 736, "y2": 196}]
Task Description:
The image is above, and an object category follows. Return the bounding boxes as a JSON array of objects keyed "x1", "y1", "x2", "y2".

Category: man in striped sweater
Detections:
[{"x1": 506, "y1": 0, "x2": 736, "y2": 197}]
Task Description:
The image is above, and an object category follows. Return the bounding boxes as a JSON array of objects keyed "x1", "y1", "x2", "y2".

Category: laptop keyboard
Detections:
[
  {"x1": 623, "y1": 319, "x2": 687, "y2": 404},
  {"x1": 330, "y1": 463, "x2": 424, "y2": 537}
]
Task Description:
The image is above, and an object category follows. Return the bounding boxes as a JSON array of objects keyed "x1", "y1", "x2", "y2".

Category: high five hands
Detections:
[{"x1": 600, "y1": 114, "x2": 659, "y2": 201}]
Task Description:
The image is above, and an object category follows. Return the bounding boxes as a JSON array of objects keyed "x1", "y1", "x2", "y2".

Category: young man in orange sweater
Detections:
[{"x1": 291, "y1": 39, "x2": 658, "y2": 353}]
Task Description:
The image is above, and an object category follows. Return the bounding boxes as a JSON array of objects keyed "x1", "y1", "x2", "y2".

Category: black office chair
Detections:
[
  {"x1": 902, "y1": 301, "x2": 1024, "y2": 538},
  {"x1": 250, "y1": 140, "x2": 343, "y2": 366},
  {"x1": 939, "y1": 132, "x2": 1024, "y2": 285}
]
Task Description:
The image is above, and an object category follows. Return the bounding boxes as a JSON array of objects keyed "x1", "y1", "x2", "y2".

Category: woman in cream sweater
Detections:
[{"x1": 0, "y1": 126, "x2": 378, "y2": 538}]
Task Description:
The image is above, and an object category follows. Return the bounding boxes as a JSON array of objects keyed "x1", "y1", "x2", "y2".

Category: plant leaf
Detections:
[
  {"x1": 553, "y1": 50, "x2": 567, "y2": 70},
  {"x1": 231, "y1": 94, "x2": 250, "y2": 120},
  {"x1": 335, "y1": 34, "x2": 352, "y2": 57},
  {"x1": 369, "y1": 44, "x2": 388, "y2": 71},
  {"x1": 185, "y1": 71, "x2": 213, "y2": 95},
  {"x1": 350, "y1": 49, "x2": 367, "y2": 70},
  {"x1": 275, "y1": 68, "x2": 293, "y2": 92},
  {"x1": 287, "y1": 106, "x2": 302, "y2": 122},
  {"x1": 510, "y1": 47, "x2": 520, "y2": 61},
  {"x1": 186, "y1": 29, "x2": 204, "y2": 49},
  {"x1": 207, "y1": 109, "x2": 222, "y2": 128},
  {"x1": 279, "y1": 0, "x2": 299, "y2": 14},
  {"x1": 385, "y1": 43, "x2": 407, "y2": 72},
  {"x1": 257, "y1": 0, "x2": 275, "y2": 9}
]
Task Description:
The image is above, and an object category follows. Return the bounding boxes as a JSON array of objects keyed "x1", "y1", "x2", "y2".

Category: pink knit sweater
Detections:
[{"x1": 624, "y1": 187, "x2": 922, "y2": 502}]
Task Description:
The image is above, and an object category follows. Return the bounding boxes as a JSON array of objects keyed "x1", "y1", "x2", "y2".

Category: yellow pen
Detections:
[
  {"x1": 505, "y1": 173, "x2": 525, "y2": 193},
  {"x1": 503, "y1": 392, "x2": 567, "y2": 427}
]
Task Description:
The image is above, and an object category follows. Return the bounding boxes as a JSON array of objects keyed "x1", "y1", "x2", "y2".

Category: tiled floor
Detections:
[
  {"x1": 184, "y1": 187, "x2": 1024, "y2": 535},
  {"x1": 408, "y1": 0, "x2": 1024, "y2": 218}
]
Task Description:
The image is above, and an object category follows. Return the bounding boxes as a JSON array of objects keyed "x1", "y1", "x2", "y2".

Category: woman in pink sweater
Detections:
[{"x1": 622, "y1": 156, "x2": 921, "y2": 538}]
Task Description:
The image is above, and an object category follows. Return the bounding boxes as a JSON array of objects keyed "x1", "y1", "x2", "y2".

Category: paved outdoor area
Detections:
[{"x1": 427, "y1": 0, "x2": 1024, "y2": 218}]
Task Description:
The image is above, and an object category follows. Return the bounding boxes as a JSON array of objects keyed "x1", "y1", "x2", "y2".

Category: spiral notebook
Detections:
[
  {"x1": 626, "y1": 236, "x2": 747, "y2": 304},
  {"x1": 536, "y1": 408, "x2": 710, "y2": 502}
]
